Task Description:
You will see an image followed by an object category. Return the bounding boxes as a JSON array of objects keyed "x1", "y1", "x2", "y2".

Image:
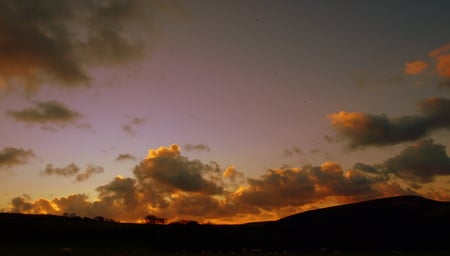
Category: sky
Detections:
[{"x1": 1, "y1": 0, "x2": 450, "y2": 224}]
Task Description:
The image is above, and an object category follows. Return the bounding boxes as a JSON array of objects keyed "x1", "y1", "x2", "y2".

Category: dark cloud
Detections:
[
  {"x1": 133, "y1": 144, "x2": 222, "y2": 195},
  {"x1": 383, "y1": 139, "x2": 450, "y2": 183},
  {"x1": 7, "y1": 100, "x2": 81, "y2": 125},
  {"x1": 283, "y1": 146, "x2": 302, "y2": 158},
  {"x1": 353, "y1": 162, "x2": 381, "y2": 174},
  {"x1": 130, "y1": 117, "x2": 146, "y2": 125},
  {"x1": 0, "y1": 147, "x2": 35, "y2": 169},
  {"x1": 41, "y1": 162, "x2": 103, "y2": 182},
  {"x1": 234, "y1": 162, "x2": 381, "y2": 210},
  {"x1": 41, "y1": 163, "x2": 80, "y2": 177},
  {"x1": 121, "y1": 117, "x2": 146, "y2": 136},
  {"x1": 75, "y1": 164, "x2": 104, "y2": 182},
  {"x1": 96, "y1": 176, "x2": 140, "y2": 210},
  {"x1": 10, "y1": 195, "x2": 33, "y2": 213},
  {"x1": 183, "y1": 143, "x2": 211, "y2": 152},
  {"x1": 438, "y1": 80, "x2": 450, "y2": 89},
  {"x1": 0, "y1": 0, "x2": 183, "y2": 94},
  {"x1": 121, "y1": 124, "x2": 135, "y2": 136},
  {"x1": 115, "y1": 153, "x2": 137, "y2": 161},
  {"x1": 328, "y1": 97, "x2": 450, "y2": 148}
]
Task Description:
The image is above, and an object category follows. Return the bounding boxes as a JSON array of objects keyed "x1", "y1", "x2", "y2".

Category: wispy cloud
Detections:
[
  {"x1": 183, "y1": 143, "x2": 211, "y2": 153},
  {"x1": 283, "y1": 146, "x2": 302, "y2": 158},
  {"x1": 404, "y1": 60, "x2": 429, "y2": 75},
  {"x1": 115, "y1": 153, "x2": 136, "y2": 161},
  {"x1": 6, "y1": 100, "x2": 87, "y2": 130},
  {"x1": 0, "y1": 147, "x2": 35, "y2": 170},
  {"x1": 121, "y1": 116, "x2": 147, "y2": 136},
  {"x1": 41, "y1": 163, "x2": 103, "y2": 182}
]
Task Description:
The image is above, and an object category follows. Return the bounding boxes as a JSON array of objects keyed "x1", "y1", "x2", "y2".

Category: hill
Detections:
[
  {"x1": 1, "y1": 195, "x2": 449, "y2": 254},
  {"x1": 270, "y1": 195, "x2": 450, "y2": 251}
]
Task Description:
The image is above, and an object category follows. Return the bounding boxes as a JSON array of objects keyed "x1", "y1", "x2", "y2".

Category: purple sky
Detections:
[{"x1": 1, "y1": 0, "x2": 450, "y2": 224}]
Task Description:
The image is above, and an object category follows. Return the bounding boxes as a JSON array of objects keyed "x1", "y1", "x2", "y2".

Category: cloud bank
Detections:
[{"x1": 7, "y1": 140, "x2": 448, "y2": 224}]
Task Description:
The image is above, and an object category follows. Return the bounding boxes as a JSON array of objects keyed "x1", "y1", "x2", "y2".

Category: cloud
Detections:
[
  {"x1": 41, "y1": 162, "x2": 103, "y2": 182},
  {"x1": 121, "y1": 116, "x2": 146, "y2": 136},
  {"x1": 42, "y1": 163, "x2": 79, "y2": 177},
  {"x1": 233, "y1": 162, "x2": 383, "y2": 210},
  {"x1": 223, "y1": 165, "x2": 244, "y2": 182},
  {"x1": 5, "y1": 143, "x2": 448, "y2": 224},
  {"x1": 434, "y1": 55, "x2": 450, "y2": 78},
  {"x1": 134, "y1": 144, "x2": 223, "y2": 195},
  {"x1": 404, "y1": 60, "x2": 429, "y2": 75},
  {"x1": 283, "y1": 146, "x2": 302, "y2": 158},
  {"x1": 6, "y1": 100, "x2": 82, "y2": 127},
  {"x1": 383, "y1": 139, "x2": 450, "y2": 183},
  {"x1": 328, "y1": 97, "x2": 450, "y2": 148},
  {"x1": 115, "y1": 153, "x2": 137, "y2": 161},
  {"x1": 75, "y1": 164, "x2": 104, "y2": 182},
  {"x1": 439, "y1": 80, "x2": 450, "y2": 89},
  {"x1": 429, "y1": 43, "x2": 450, "y2": 58},
  {"x1": 428, "y1": 43, "x2": 450, "y2": 78},
  {"x1": 0, "y1": 0, "x2": 183, "y2": 94},
  {"x1": 183, "y1": 143, "x2": 211, "y2": 152},
  {"x1": 0, "y1": 147, "x2": 35, "y2": 169},
  {"x1": 403, "y1": 43, "x2": 450, "y2": 89},
  {"x1": 96, "y1": 176, "x2": 139, "y2": 209}
]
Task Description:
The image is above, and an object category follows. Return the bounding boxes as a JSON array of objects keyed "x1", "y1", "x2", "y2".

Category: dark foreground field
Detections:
[
  {"x1": 1, "y1": 247, "x2": 450, "y2": 256},
  {"x1": 1, "y1": 196, "x2": 449, "y2": 255}
]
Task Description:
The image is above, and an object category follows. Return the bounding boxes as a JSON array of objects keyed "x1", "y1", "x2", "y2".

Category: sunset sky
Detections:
[{"x1": 1, "y1": 0, "x2": 450, "y2": 224}]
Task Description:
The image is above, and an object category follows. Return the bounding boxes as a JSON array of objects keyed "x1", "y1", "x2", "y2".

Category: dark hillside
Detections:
[
  {"x1": 1, "y1": 195, "x2": 449, "y2": 253},
  {"x1": 271, "y1": 195, "x2": 450, "y2": 251}
]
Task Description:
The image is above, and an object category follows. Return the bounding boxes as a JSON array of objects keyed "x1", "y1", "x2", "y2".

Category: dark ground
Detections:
[{"x1": 1, "y1": 195, "x2": 449, "y2": 255}]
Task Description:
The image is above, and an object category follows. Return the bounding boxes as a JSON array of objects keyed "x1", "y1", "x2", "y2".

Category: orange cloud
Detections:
[
  {"x1": 5, "y1": 142, "x2": 450, "y2": 224},
  {"x1": 427, "y1": 43, "x2": 450, "y2": 78},
  {"x1": 428, "y1": 43, "x2": 450, "y2": 58},
  {"x1": 404, "y1": 60, "x2": 429, "y2": 75},
  {"x1": 146, "y1": 144, "x2": 181, "y2": 159},
  {"x1": 435, "y1": 55, "x2": 450, "y2": 78},
  {"x1": 328, "y1": 111, "x2": 371, "y2": 131}
]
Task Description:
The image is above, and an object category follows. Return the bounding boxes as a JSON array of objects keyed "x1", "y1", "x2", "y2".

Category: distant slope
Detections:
[
  {"x1": 278, "y1": 195, "x2": 448, "y2": 223},
  {"x1": 1, "y1": 195, "x2": 449, "y2": 253},
  {"x1": 270, "y1": 195, "x2": 450, "y2": 251}
]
